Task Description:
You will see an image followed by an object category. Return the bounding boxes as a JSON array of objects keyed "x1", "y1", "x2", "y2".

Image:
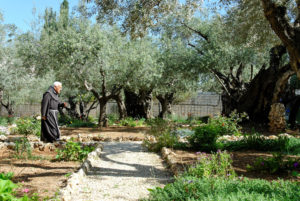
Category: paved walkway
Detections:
[{"x1": 67, "y1": 142, "x2": 172, "y2": 201}]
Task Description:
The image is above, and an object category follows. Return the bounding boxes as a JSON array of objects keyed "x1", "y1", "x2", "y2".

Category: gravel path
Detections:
[{"x1": 67, "y1": 142, "x2": 173, "y2": 201}]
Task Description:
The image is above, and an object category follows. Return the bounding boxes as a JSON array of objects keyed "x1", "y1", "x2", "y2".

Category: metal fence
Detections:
[{"x1": 0, "y1": 92, "x2": 222, "y2": 118}]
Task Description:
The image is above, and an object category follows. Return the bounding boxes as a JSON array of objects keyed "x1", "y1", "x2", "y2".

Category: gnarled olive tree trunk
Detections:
[
  {"x1": 156, "y1": 93, "x2": 175, "y2": 119},
  {"x1": 112, "y1": 93, "x2": 127, "y2": 119},
  {"x1": 124, "y1": 89, "x2": 152, "y2": 119},
  {"x1": 217, "y1": 45, "x2": 294, "y2": 123}
]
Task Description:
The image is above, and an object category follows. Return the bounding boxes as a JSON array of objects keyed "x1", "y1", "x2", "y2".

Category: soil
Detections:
[
  {"x1": 60, "y1": 126, "x2": 148, "y2": 140},
  {"x1": 165, "y1": 149, "x2": 300, "y2": 182},
  {"x1": 0, "y1": 148, "x2": 80, "y2": 200}
]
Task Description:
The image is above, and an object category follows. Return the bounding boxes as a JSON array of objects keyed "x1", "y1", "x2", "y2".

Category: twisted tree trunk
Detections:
[
  {"x1": 215, "y1": 45, "x2": 293, "y2": 123},
  {"x1": 112, "y1": 93, "x2": 127, "y2": 119},
  {"x1": 261, "y1": 0, "x2": 300, "y2": 78},
  {"x1": 156, "y1": 93, "x2": 175, "y2": 119},
  {"x1": 124, "y1": 89, "x2": 152, "y2": 119}
]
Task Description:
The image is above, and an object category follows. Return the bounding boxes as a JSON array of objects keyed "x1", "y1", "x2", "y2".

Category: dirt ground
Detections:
[
  {"x1": 0, "y1": 148, "x2": 80, "y2": 199},
  {"x1": 60, "y1": 126, "x2": 148, "y2": 139},
  {"x1": 165, "y1": 149, "x2": 300, "y2": 182}
]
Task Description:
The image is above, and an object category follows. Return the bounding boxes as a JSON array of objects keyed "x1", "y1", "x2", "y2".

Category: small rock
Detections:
[
  {"x1": 7, "y1": 142, "x2": 15, "y2": 150},
  {"x1": 44, "y1": 143, "x2": 55, "y2": 151},
  {"x1": 0, "y1": 143, "x2": 7, "y2": 149},
  {"x1": 104, "y1": 137, "x2": 112, "y2": 142},
  {"x1": 39, "y1": 145, "x2": 45, "y2": 151},
  {"x1": 0, "y1": 135, "x2": 8, "y2": 141},
  {"x1": 268, "y1": 135, "x2": 278, "y2": 139}
]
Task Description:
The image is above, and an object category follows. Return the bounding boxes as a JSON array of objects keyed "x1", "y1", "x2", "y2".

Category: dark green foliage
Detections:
[
  {"x1": 0, "y1": 172, "x2": 40, "y2": 201},
  {"x1": 145, "y1": 176, "x2": 300, "y2": 201},
  {"x1": 208, "y1": 113, "x2": 245, "y2": 136},
  {"x1": 67, "y1": 119, "x2": 97, "y2": 128},
  {"x1": 247, "y1": 152, "x2": 300, "y2": 175},
  {"x1": 14, "y1": 117, "x2": 41, "y2": 137},
  {"x1": 55, "y1": 140, "x2": 95, "y2": 161},
  {"x1": 58, "y1": 114, "x2": 73, "y2": 125},
  {"x1": 58, "y1": 115, "x2": 97, "y2": 128},
  {"x1": 223, "y1": 134, "x2": 300, "y2": 154},
  {"x1": 284, "y1": 137, "x2": 300, "y2": 155},
  {"x1": 119, "y1": 117, "x2": 145, "y2": 127},
  {"x1": 0, "y1": 172, "x2": 13, "y2": 180},
  {"x1": 188, "y1": 124, "x2": 223, "y2": 151}
]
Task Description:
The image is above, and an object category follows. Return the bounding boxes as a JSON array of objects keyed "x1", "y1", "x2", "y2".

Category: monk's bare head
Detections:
[{"x1": 53, "y1": 81, "x2": 62, "y2": 94}]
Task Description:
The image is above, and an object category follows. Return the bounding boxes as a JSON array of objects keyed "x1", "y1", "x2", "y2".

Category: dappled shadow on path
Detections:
[{"x1": 85, "y1": 142, "x2": 173, "y2": 185}]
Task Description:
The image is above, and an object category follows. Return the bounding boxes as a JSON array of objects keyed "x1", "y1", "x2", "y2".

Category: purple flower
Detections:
[
  {"x1": 227, "y1": 173, "x2": 231, "y2": 176},
  {"x1": 293, "y1": 162, "x2": 299, "y2": 168},
  {"x1": 196, "y1": 152, "x2": 201, "y2": 155},
  {"x1": 187, "y1": 180, "x2": 193, "y2": 184},
  {"x1": 261, "y1": 162, "x2": 264, "y2": 166},
  {"x1": 217, "y1": 149, "x2": 221, "y2": 153}
]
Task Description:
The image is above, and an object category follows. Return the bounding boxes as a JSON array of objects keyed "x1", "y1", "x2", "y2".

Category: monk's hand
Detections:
[
  {"x1": 63, "y1": 102, "x2": 68, "y2": 108},
  {"x1": 42, "y1": 116, "x2": 47, "y2": 120}
]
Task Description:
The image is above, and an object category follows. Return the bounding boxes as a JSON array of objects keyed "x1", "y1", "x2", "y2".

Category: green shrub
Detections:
[
  {"x1": 184, "y1": 151, "x2": 236, "y2": 179},
  {"x1": 14, "y1": 137, "x2": 32, "y2": 159},
  {"x1": 59, "y1": 115, "x2": 97, "y2": 128},
  {"x1": 58, "y1": 114, "x2": 73, "y2": 125},
  {"x1": 143, "y1": 118, "x2": 181, "y2": 152},
  {"x1": 223, "y1": 134, "x2": 290, "y2": 152},
  {"x1": 147, "y1": 118, "x2": 173, "y2": 135},
  {"x1": 208, "y1": 112, "x2": 247, "y2": 136},
  {"x1": 0, "y1": 172, "x2": 40, "y2": 201},
  {"x1": 14, "y1": 118, "x2": 41, "y2": 137},
  {"x1": 0, "y1": 172, "x2": 13, "y2": 180},
  {"x1": 118, "y1": 117, "x2": 145, "y2": 127},
  {"x1": 143, "y1": 131, "x2": 179, "y2": 152},
  {"x1": 0, "y1": 117, "x2": 8, "y2": 126},
  {"x1": 108, "y1": 114, "x2": 119, "y2": 125},
  {"x1": 55, "y1": 140, "x2": 95, "y2": 161},
  {"x1": 67, "y1": 119, "x2": 97, "y2": 128},
  {"x1": 145, "y1": 176, "x2": 300, "y2": 201},
  {"x1": 188, "y1": 124, "x2": 223, "y2": 151},
  {"x1": 247, "y1": 152, "x2": 300, "y2": 175},
  {"x1": 0, "y1": 117, "x2": 16, "y2": 126},
  {"x1": 285, "y1": 137, "x2": 300, "y2": 155},
  {"x1": 0, "y1": 179, "x2": 19, "y2": 201}
]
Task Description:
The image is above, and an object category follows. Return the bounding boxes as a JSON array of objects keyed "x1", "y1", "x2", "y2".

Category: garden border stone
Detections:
[
  {"x1": 161, "y1": 147, "x2": 184, "y2": 175},
  {"x1": 59, "y1": 143, "x2": 103, "y2": 201}
]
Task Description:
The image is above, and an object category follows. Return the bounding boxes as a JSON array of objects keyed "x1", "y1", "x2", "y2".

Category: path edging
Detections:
[{"x1": 59, "y1": 143, "x2": 103, "y2": 201}]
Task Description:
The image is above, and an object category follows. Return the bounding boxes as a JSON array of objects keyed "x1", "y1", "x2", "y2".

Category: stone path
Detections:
[{"x1": 63, "y1": 142, "x2": 173, "y2": 201}]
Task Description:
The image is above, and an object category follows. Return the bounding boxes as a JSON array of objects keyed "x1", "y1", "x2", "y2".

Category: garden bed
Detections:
[
  {"x1": 0, "y1": 126, "x2": 148, "y2": 199},
  {"x1": 0, "y1": 147, "x2": 80, "y2": 199},
  {"x1": 59, "y1": 126, "x2": 147, "y2": 142},
  {"x1": 161, "y1": 147, "x2": 300, "y2": 182}
]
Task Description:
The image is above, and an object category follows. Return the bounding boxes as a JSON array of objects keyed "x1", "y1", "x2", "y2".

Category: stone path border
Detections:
[
  {"x1": 59, "y1": 143, "x2": 104, "y2": 200},
  {"x1": 59, "y1": 142, "x2": 173, "y2": 201}
]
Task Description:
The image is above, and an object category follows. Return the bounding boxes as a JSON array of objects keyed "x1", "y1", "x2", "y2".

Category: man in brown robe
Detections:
[{"x1": 41, "y1": 82, "x2": 66, "y2": 143}]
